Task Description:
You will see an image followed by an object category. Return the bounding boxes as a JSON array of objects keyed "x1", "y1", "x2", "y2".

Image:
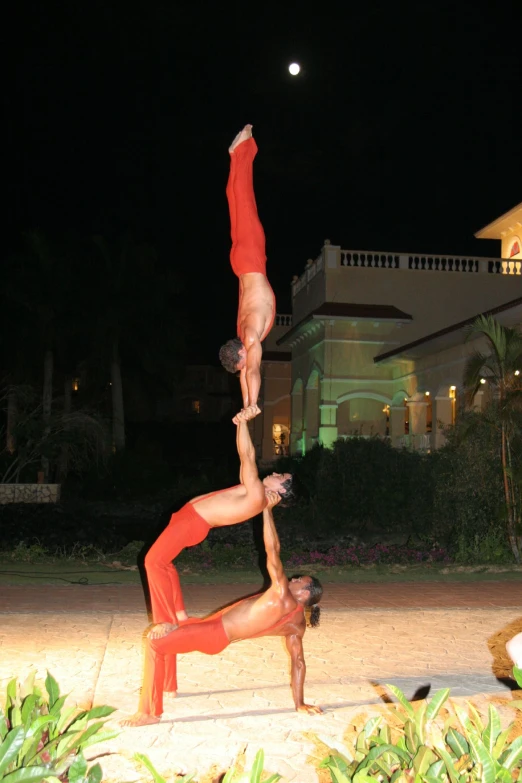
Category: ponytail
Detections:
[{"x1": 309, "y1": 604, "x2": 321, "y2": 628}]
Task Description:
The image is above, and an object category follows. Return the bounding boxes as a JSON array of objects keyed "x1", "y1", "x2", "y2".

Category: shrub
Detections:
[
  {"x1": 0, "y1": 670, "x2": 117, "y2": 782},
  {"x1": 319, "y1": 684, "x2": 522, "y2": 782}
]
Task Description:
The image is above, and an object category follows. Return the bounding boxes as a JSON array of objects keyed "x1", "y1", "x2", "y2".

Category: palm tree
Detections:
[
  {"x1": 87, "y1": 234, "x2": 186, "y2": 452},
  {"x1": 463, "y1": 315, "x2": 522, "y2": 562}
]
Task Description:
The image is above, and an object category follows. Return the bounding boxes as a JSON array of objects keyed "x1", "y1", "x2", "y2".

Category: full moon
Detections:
[{"x1": 288, "y1": 62, "x2": 301, "y2": 76}]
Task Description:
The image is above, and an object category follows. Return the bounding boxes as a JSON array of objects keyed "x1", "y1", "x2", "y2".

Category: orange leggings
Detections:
[
  {"x1": 144, "y1": 502, "x2": 210, "y2": 691},
  {"x1": 138, "y1": 615, "x2": 229, "y2": 716},
  {"x1": 226, "y1": 137, "x2": 267, "y2": 277}
]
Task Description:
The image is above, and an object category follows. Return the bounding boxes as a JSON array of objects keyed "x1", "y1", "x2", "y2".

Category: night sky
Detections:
[{"x1": 6, "y1": 2, "x2": 522, "y2": 357}]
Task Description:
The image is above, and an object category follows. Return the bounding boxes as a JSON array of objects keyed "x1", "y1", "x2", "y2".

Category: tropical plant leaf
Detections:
[
  {"x1": 49, "y1": 695, "x2": 67, "y2": 718},
  {"x1": 262, "y1": 775, "x2": 281, "y2": 783},
  {"x1": 446, "y1": 728, "x2": 469, "y2": 758},
  {"x1": 510, "y1": 700, "x2": 522, "y2": 709},
  {"x1": 5, "y1": 679, "x2": 18, "y2": 712},
  {"x1": 466, "y1": 732, "x2": 495, "y2": 783},
  {"x1": 426, "y1": 759, "x2": 445, "y2": 778},
  {"x1": 79, "y1": 728, "x2": 119, "y2": 750},
  {"x1": 67, "y1": 751, "x2": 88, "y2": 783},
  {"x1": 2, "y1": 766, "x2": 55, "y2": 782},
  {"x1": 412, "y1": 746, "x2": 437, "y2": 775},
  {"x1": 466, "y1": 702, "x2": 484, "y2": 734},
  {"x1": 436, "y1": 748, "x2": 460, "y2": 783},
  {"x1": 355, "y1": 743, "x2": 411, "y2": 772},
  {"x1": 44, "y1": 674, "x2": 59, "y2": 709},
  {"x1": 492, "y1": 726, "x2": 512, "y2": 759},
  {"x1": 0, "y1": 726, "x2": 26, "y2": 775},
  {"x1": 19, "y1": 674, "x2": 36, "y2": 703},
  {"x1": 482, "y1": 704, "x2": 501, "y2": 755},
  {"x1": 249, "y1": 748, "x2": 264, "y2": 782},
  {"x1": 426, "y1": 689, "x2": 450, "y2": 721},
  {"x1": 0, "y1": 710, "x2": 9, "y2": 742},
  {"x1": 85, "y1": 762, "x2": 103, "y2": 783},
  {"x1": 513, "y1": 666, "x2": 522, "y2": 688},
  {"x1": 499, "y1": 735, "x2": 522, "y2": 771},
  {"x1": 79, "y1": 705, "x2": 116, "y2": 722},
  {"x1": 20, "y1": 695, "x2": 39, "y2": 728},
  {"x1": 386, "y1": 685, "x2": 415, "y2": 719},
  {"x1": 133, "y1": 752, "x2": 167, "y2": 783},
  {"x1": 414, "y1": 700, "x2": 428, "y2": 744},
  {"x1": 453, "y1": 703, "x2": 472, "y2": 735},
  {"x1": 319, "y1": 754, "x2": 349, "y2": 774},
  {"x1": 56, "y1": 706, "x2": 79, "y2": 735}
]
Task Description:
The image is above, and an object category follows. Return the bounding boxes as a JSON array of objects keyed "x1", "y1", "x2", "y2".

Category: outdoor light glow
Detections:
[
  {"x1": 425, "y1": 391, "x2": 430, "y2": 396},
  {"x1": 515, "y1": 370, "x2": 520, "y2": 376},
  {"x1": 480, "y1": 378, "x2": 486, "y2": 384},
  {"x1": 450, "y1": 385, "x2": 456, "y2": 390},
  {"x1": 288, "y1": 63, "x2": 301, "y2": 75}
]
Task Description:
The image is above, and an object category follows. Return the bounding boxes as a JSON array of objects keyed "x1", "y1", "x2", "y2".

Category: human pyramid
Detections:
[{"x1": 122, "y1": 126, "x2": 324, "y2": 727}]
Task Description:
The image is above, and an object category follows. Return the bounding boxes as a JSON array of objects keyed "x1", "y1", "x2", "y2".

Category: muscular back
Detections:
[
  {"x1": 190, "y1": 483, "x2": 266, "y2": 527},
  {"x1": 221, "y1": 582, "x2": 301, "y2": 642},
  {"x1": 237, "y1": 273, "x2": 275, "y2": 343}
]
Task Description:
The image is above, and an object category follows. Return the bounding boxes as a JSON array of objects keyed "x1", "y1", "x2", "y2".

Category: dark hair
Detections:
[
  {"x1": 219, "y1": 338, "x2": 243, "y2": 373},
  {"x1": 278, "y1": 475, "x2": 296, "y2": 506},
  {"x1": 290, "y1": 574, "x2": 323, "y2": 626}
]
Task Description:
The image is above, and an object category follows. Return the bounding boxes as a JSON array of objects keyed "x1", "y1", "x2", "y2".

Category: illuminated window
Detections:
[
  {"x1": 272, "y1": 423, "x2": 289, "y2": 456},
  {"x1": 449, "y1": 385, "x2": 457, "y2": 425},
  {"x1": 72, "y1": 378, "x2": 80, "y2": 392},
  {"x1": 192, "y1": 400, "x2": 200, "y2": 414}
]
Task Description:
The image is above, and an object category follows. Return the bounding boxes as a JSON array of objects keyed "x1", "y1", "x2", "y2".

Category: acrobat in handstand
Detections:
[{"x1": 219, "y1": 125, "x2": 276, "y2": 422}]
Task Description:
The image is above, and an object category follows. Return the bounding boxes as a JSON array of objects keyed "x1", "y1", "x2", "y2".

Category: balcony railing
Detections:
[{"x1": 292, "y1": 246, "x2": 521, "y2": 295}]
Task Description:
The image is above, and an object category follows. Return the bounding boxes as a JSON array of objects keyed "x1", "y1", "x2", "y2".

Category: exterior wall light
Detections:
[{"x1": 480, "y1": 378, "x2": 486, "y2": 384}]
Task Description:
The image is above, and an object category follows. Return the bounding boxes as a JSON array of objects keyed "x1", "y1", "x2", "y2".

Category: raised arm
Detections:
[
  {"x1": 243, "y1": 332, "x2": 262, "y2": 412},
  {"x1": 236, "y1": 415, "x2": 260, "y2": 490},
  {"x1": 262, "y1": 493, "x2": 285, "y2": 590},
  {"x1": 285, "y1": 633, "x2": 322, "y2": 714}
]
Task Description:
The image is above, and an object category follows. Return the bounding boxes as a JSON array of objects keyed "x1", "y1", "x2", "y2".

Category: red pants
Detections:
[
  {"x1": 226, "y1": 137, "x2": 267, "y2": 277},
  {"x1": 144, "y1": 503, "x2": 210, "y2": 691},
  {"x1": 138, "y1": 615, "x2": 229, "y2": 716}
]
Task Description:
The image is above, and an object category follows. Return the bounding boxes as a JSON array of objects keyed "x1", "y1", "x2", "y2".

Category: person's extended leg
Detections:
[
  {"x1": 227, "y1": 129, "x2": 266, "y2": 276},
  {"x1": 122, "y1": 615, "x2": 229, "y2": 725},
  {"x1": 145, "y1": 505, "x2": 210, "y2": 626},
  {"x1": 144, "y1": 505, "x2": 210, "y2": 692}
]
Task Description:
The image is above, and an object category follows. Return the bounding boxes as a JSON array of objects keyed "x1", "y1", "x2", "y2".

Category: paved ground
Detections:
[{"x1": 1, "y1": 581, "x2": 521, "y2": 782}]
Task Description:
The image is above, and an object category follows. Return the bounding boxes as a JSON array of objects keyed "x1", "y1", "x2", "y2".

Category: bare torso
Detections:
[
  {"x1": 221, "y1": 586, "x2": 304, "y2": 642},
  {"x1": 190, "y1": 484, "x2": 267, "y2": 527},
  {"x1": 237, "y1": 273, "x2": 276, "y2": 343}
]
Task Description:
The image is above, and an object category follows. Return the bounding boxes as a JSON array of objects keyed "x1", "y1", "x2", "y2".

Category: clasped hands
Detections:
[{"x1": 233, "y1": 404, "x2": 261, "y2": 424}]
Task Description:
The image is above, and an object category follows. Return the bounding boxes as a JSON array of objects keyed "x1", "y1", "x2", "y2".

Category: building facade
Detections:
[{"x1": 254, "y1": 203, "x2": 522, "y2": 461}]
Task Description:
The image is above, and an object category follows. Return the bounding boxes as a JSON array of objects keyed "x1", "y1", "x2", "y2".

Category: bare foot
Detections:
[
  {"x1": 164, "y1": 691, "x2": 177, "y2": 698},
  {"x1": 176, "y1": 610, "x2": 188, "y2": 622},
  {"x1": 229, "y1": 124, "x2": 253, "y2": 153},
  {"x1": 120, "y1": 712, "x2": 161, "y2": 727},
  {"x1": 147, "y1": 622, "x2": 178, "y2": 640}
]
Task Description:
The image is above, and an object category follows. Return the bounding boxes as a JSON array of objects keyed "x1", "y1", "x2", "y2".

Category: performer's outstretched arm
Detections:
[
  {"x1": 236, "y1": 415, "x2": 260, "y2": 489},
  {"x1": 242, "y1": 327, "x2": 262, "y2": 411},
  {"x1": 285, "y1": 633, "x2": 322, "y2": 714},
  {"x1": 262, "y1": 494, "x2": 285, "y2": 591}
]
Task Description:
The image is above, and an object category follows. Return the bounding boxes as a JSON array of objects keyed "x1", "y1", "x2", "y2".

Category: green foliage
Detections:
[
  {"x1": 0, "y1": 671, "x2": 117, "y2": 782},
  {"x1": 132, "y1": 748, "x2": 281, "y2": 783},
  {"x1": 431, "y1": 413, "x2": 505, "y2": 551},
  {"x1": 319, "y1": 684, "x2": 522, "y2": 782},
  {"x1": 275, "y1": 438, "x2": 434, "y2": 536}
]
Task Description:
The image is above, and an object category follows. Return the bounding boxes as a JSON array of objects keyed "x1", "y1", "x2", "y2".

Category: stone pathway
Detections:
[{"x1": 1, "y1": 581, "x2": 521, "y2": 782}]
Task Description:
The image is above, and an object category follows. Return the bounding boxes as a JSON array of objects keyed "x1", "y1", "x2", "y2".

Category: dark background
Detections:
[{"x1": 5, "y1": 1, "x2": 522, "y2": 359}]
